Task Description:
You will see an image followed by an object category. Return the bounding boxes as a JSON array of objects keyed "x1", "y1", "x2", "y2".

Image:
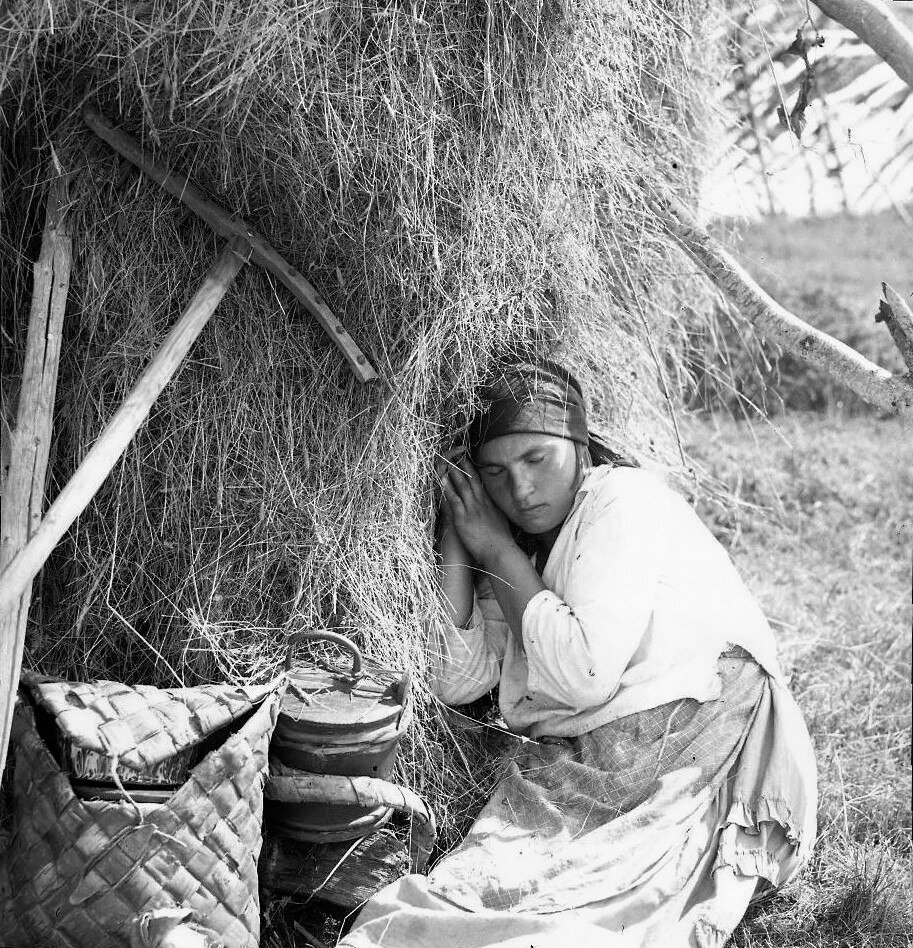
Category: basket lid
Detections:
[
  {"x1": 22, "y1": 671, "x2": 282, "y2": 771},
  {"x1": 281, "y1": 658, "x2": 408, "y2": 733}
]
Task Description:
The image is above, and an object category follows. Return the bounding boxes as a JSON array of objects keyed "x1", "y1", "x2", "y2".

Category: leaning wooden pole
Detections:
[
  {"x1": 663, "y1": 203, "x2": 913, "y2": 419},
  {"x1": 0, "y1": 244, "x2": 246, "y2": 776},
  {"x1": 0, "y1": 178, "x2": 72, "y2": 779},
  {"x1": 82, "y1": 107, "x2": 377, "y2": 384}
]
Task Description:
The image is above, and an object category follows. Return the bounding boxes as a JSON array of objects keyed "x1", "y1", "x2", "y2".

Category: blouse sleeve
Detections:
[
  {"x1": 433, "y1": 576, "x2": 510, "y2": 706},
  {"x1": 521, "y1": 471, "x2": 673, "y2": 708}
]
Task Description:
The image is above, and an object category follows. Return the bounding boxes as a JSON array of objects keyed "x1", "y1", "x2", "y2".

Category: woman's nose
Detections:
[{"x1": 510, "y1": 472, "x2": 534, "y2": 503}]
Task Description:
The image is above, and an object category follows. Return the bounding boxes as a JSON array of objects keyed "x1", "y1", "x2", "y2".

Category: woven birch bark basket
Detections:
[{"x1": 0, "y1": 679, "x2": 284, "y2": 948}]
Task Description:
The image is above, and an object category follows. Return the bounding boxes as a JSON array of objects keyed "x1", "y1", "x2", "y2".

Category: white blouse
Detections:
[{"x1": 434, "y1": 465, "x2": 785, "y2": 738}]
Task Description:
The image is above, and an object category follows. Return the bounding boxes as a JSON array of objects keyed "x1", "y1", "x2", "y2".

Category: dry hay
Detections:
[{"x1": 1, "y1": 0, "x2": 723, "y2": 841}]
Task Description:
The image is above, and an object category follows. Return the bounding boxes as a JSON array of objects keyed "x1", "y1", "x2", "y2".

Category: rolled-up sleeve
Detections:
[
  {"x1": 434, "y1": 577, "x2": 509, "y2": 706},
  {"x1": 521, "y1": 475, "x2": 673, "y2": 708}
]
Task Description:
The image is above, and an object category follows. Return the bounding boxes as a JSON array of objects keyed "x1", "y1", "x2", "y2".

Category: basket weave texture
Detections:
[
  {"x1": 0, "y1": 684, "x2": 282, "y2": 948},
  {"x1": 22, "y1": 672, "x2": 277, "y2": 769}
]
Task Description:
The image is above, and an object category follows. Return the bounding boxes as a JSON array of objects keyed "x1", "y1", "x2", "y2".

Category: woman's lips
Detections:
[{"x1": 516, "y1": 503, "x2": 545, "y2": 514}]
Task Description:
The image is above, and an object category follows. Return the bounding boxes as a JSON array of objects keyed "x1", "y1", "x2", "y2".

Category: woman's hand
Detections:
[
  {"x1": 442, "y1": 456, "x2": 517, "y2": 567},
  {"x1": 433, "y1": 448, "x2": 474, "y2": 628},
  {"x1": 433, "y1": 447, "x2": 465, "y2": 531}
]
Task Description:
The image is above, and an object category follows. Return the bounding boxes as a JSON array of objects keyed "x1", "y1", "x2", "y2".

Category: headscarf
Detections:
[
  {"x1": 467, "y1": 359, "x2": 588, "y2": 455},
  {"x1": 467, "y1": 358, "x2": 636, "y2": 469}
]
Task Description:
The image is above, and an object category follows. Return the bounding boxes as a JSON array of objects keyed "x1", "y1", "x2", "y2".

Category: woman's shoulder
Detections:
[{"x1": 584, "y1": 463, "x2": 676, "y2": 505}]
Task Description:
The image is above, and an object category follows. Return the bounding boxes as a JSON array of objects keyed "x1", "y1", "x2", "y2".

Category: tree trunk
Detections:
[
  {"x1": 734, "y1": 14, "x2": 780, "y2": 215},
  {"x1": 812, "y1": 0, "x2": 913, "y2": 90}
]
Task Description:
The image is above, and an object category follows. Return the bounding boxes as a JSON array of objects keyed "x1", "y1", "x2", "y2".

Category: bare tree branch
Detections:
[
  {"x1": 812, "y1": 0, "x2": 913, "y2": 90},
  {"x1": 662, "y1": 202, "x2": 913, "y2": 418}
]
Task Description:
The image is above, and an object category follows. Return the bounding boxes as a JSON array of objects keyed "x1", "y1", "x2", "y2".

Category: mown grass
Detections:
[{"x1": 687, "y1": 413, "x2": 912, "y2": 947}]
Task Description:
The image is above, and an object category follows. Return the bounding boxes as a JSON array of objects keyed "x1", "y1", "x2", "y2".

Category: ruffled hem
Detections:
[
  {"x1": 726, "y1": 796, "x2": 804, "y2": 845},
  {"x1": 715, "y1": 795, "x2": 813, "y2": 887}
]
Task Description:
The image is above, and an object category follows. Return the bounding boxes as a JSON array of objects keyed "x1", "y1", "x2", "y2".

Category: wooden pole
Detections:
[
  {"x1": 663, "y1": 202, "x2": 913, "y2": 419},
  {"x1": 82, "y1": 107, "x2": 377, "y2": 384},
  {"x1": 0, "y1": 177, "x2": 73, "y2": 779},
  {"x1": 0, "y1": 243, "x2": 245, "y2": 670}
]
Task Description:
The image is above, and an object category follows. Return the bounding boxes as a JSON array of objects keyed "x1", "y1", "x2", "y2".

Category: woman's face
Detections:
[{"x1": 475, "y1": 433, "x2": 581, "y2": 535}]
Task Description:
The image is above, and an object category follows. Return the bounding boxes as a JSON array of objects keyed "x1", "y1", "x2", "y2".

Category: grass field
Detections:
[
  {"x1": 687, "y1": 414, "x2": 912, "y2": 947},
  {"x1": 686, "y1": 209, "x2": 912, "y2": 947}
]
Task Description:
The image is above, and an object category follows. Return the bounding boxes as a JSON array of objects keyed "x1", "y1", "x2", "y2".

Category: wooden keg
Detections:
[{"x1": 268, "y1": 631, "x2": 411, "y2": 843}]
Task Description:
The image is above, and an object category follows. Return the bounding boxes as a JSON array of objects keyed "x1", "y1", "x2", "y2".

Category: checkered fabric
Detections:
[
  {"x1": 429, "y1": 649, "x2": 768, "y2": 914},
  {"x1": 22, "y1": 672, "x2": 278, "y2": 771},
  {"x1": 0, "y1": 686, "x2": 282, "y2": 948}
]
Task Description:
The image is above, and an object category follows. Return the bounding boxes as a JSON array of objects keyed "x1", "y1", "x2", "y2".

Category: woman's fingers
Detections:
[
  {"x1": 441, "y1": 472, "x2": 465, "y2": 511},
  {"x1": 451, "y1": 457, "x2": 486, "y2": 503},
  {"x1": 438, "y1": 493, "x2": 457, "y2": 531},
  {"x1": 445, "y1": 464, "x2": 473, "y2": 503},
  {"x1": 436, "y1": 447, "x2": 467, "y2": 475}
]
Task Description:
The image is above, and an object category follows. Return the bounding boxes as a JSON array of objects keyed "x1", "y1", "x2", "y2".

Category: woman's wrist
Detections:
[
  {"x1": 478, "y1": 539, "x2": 524, "y2": 574},
  {"x1": 480, "y1": 541, "x2": 546, "y2": 638}
]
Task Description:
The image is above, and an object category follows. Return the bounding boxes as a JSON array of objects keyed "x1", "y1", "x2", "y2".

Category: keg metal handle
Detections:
[{"x1": 285, "y1": 630, "x2": 363, "y2": 676}]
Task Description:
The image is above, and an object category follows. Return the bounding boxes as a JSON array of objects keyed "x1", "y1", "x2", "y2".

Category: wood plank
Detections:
[
  {"x1": 0, "y1": 176, "x2": 73, "y2": 780},
  {"x1": 0, "y1": 244, "x2": 245, "y2": 627},
  {"x1": 259, "y1": 832, "x2": 409, "y2": 911},
  {"x1": 82, "y1": 107, "x2": 378, "y2": 384}
]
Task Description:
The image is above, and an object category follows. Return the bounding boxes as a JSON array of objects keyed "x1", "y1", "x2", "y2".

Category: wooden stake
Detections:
[
  {"x1": 0, "y1": 177, "x2": 73, "y2": 779},
  {"x1": 0, "y1": 244, "x2": 245, "y2": 663},
  {"x1": 82, "y1": 107, "x2": 378, "y2": 384},
  {"x1": 663, "y1": 202, "x2": 913, "y2": 419}
]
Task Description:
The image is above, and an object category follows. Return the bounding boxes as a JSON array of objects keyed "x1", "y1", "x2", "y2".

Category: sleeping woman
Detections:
[{"x1": 342, "y1": 358, "x2": 817, "y2": 948}]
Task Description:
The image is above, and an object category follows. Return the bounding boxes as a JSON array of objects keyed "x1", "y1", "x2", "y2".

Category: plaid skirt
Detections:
[{"x1": 343, "y1": 648, "x2": 817, "y2": 948}]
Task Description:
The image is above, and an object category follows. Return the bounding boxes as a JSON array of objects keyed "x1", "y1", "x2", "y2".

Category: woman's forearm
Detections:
[
  {"x1": 436, "y1": 524, "x2": 475, "y2": 628},
  {"x1": 481, "y1": 544, "x2": 546, "y2": 638}
]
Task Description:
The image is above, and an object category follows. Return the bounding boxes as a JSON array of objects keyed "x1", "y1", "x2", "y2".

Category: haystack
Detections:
[{"x1": 1, "y1": 0, "x2": 722, "y2": 837}]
